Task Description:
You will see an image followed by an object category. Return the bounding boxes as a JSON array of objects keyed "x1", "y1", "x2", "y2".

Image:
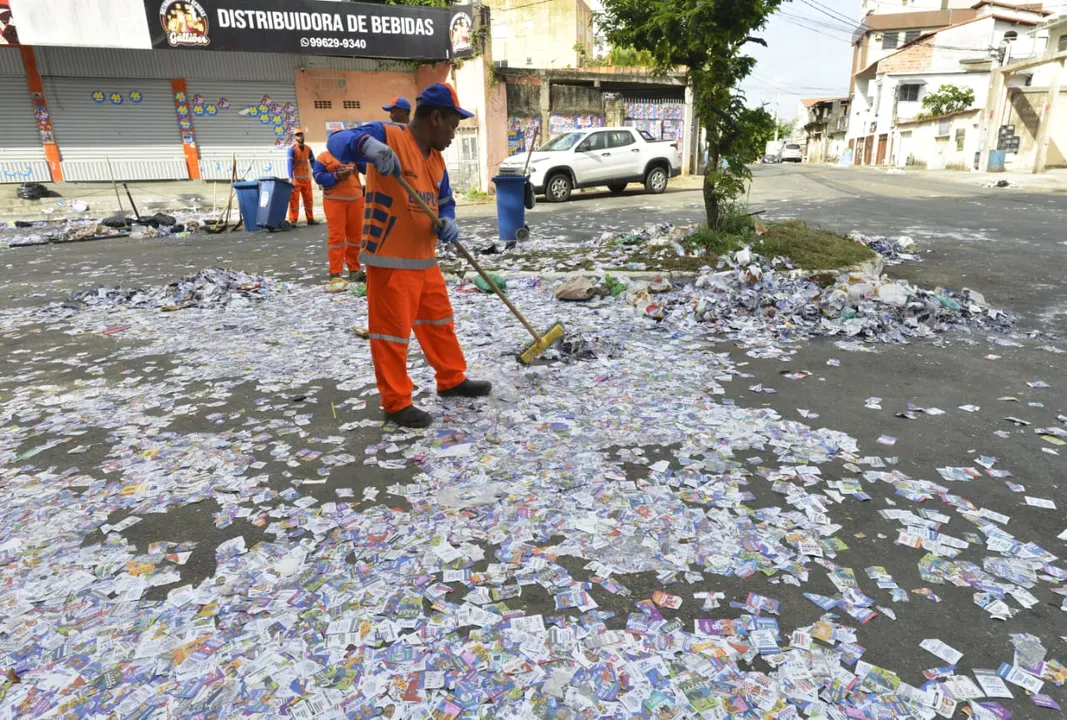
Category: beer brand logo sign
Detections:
[{"x1": 159, "y1": 1, "x2": 210, "y2": 47}]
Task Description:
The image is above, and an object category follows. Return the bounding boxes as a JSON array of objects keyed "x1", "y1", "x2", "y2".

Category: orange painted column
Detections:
[
  {"x1": 19, "y1": 46, "x2": 62, "y2": 182},
  {"x1": 171, "y1": 79, "x2": 201, "y2": 180}
]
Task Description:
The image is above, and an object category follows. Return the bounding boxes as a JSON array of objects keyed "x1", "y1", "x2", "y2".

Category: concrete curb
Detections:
[{"x1": 446, "y1": 256, "x2": 884, "y2": 286}]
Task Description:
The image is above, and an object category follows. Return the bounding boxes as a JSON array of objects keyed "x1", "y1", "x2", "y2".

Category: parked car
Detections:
[
  {"x1": 761, "y1": 153, "x2": 780, "y2": 164},
  {"x1": 780, "y1": 143, "x2": 803, "y2": 163},
  {"x1": 499, "y1": 127, "x2": 682, "y2": 202}
]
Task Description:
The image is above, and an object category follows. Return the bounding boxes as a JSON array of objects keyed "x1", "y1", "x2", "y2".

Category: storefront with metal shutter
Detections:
[
  {"x1": 32, "y1": 47, "x2": 301, "y2": 182},
  {"x1": 185, "y1": 81, "x2": 299, "y2": 181},
  {"x1": 43, "y1": 77, "x2": 186, "y2": 181},
  {"x1": 0, "y1": 49, "x2": 51, "y2": 184}
]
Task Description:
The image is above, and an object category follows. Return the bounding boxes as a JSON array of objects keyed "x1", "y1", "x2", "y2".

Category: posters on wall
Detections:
[
  {"x1": 548, "y1": 113, "x2": 604, "y2": 138},
  {"x1": 145, "y1": 0, "x2": 473, "y2": 60},
  {"x1": 624, "y1": 102, "x2": 684, "y2": 141},
  {"x1": 507, "y1": 116, "x2": 537, "y2": 156}
]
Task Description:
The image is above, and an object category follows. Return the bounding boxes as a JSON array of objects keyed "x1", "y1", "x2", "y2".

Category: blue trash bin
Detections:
[
  {"x1": 255, "y1": 177, "x2": 295, "y2": 230},
  {"x1": 987, "y1": 149, "x2": 1007, "y2": 172},
  {"x1": 231, "y1": 180, "x2": 261, "y2": 231},
  {"x1": 492, "y1": 174, "x2": 530, "y2": 245}
]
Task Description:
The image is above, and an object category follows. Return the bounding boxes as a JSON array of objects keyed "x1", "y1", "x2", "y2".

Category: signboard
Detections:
[
  {"x1": 1, "y1": 1, "x2": 19, "y2": 46},
  {"x1": 145, "y1": 0, "x2": 474, "y2": 60}
]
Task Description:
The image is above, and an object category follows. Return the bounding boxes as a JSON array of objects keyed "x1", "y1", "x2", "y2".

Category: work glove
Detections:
[
  {"x1": 361, "y1": 136, "x2": 400, "y2": 177},
  {"x1": 435, "y1": 217, "x2": 460, "y2": 245}
]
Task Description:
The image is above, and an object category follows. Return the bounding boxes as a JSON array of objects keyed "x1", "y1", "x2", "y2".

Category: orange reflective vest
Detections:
[
  {"x1": 290, "y1": 144, "x2": 313, "y2": 180},
  {"x1": 315, "y1": 151, "x2": 362, "y2": 201},
  {"x1": 360, "y1": 124, "x2": 446, "y2": 271}
]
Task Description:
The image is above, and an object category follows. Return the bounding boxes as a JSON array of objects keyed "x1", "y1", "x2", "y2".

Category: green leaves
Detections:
[{"x1": 599, "y1": 0, "x2": 785, "y2": 224}]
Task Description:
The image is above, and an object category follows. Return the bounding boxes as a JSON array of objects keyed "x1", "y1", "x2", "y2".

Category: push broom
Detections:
[{"x1": 395, "y1": 175, "x2": 564, "y2": 364}]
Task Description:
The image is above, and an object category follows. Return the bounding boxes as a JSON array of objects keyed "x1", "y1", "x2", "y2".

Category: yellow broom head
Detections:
[{"x1": 518, "y1": 322, "x2": 565, "y2": 365}]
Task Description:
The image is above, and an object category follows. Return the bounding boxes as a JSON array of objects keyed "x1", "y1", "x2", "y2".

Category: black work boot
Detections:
[
  {"x1": 306, "y1": 219, "x2": 320, "y2": 226},
  {"x1": 385, "y1": 405, "x2": 432, "y2": 428},
  {"x1": 438, "y1": 379, "x2": 492, "y2": 398},
  {"x1": 349, "y1": 269, "x2": 366, "y2": 283}
]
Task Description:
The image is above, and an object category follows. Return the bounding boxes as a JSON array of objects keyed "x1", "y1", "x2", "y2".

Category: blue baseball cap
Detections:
[
  {"x1": 382, "y1": 96, "x2": 411, "y2": 112},
  {"x1": 416, "y1": 83, "x2": 474, "y2": 119}
]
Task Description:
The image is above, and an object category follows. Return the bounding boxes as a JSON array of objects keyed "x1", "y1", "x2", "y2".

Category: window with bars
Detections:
[
  {"x1": 343, "y1": 100, "x2": 361, "y2": 109},
  {"x1": 904, "y1": 30, "x2": 920, "y2": 44},
  {"x1": 882, "y1": 32, "x2": 899, "y2": 50},
  {"x1": 1058, "y1": 33, "x2": 1067, "y2": 52},
  {"x1": 314, "y1": 100, "x2": 332, "y2": 109}
]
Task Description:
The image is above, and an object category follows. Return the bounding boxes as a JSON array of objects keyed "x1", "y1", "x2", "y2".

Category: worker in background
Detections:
[
  {"x1": 287, "y1": 129, "x2": 317, "y2": 226},
  {"x1": 327, "y1": 83, "x2": 490, "y2": 429},
  {"x1": 382, "y1": 96, "x2": 411, "y2": 125},
  {"x1": 313, "y1": 144, "x2": 364, "y2": 293}
]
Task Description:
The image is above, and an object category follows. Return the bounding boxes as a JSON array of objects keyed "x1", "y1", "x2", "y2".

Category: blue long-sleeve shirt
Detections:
[{"x1": 326, "y1": 122, "x2": 455, "y2": 219}]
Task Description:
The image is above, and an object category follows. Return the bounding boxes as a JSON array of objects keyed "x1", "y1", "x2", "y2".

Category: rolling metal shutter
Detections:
[
  {"x1": 0, "y1": 52, "x2": 50, "y2": 184},
  {"x1": 42, "y1": 77, "x2": 187, "y2": 181},
  {"x1": 185, "y1": 81, "x2": 299, "y2": 181}
]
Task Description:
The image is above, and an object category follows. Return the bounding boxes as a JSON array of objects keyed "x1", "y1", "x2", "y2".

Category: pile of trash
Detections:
[
  {"x1": 628, "y1": 252, "x2": 1012, "y2": 345},
  {"x1": 62, "y1": 268, "x2": 280, "y2": 311},
  {"x1": 851, "y1": 232, "x2": 921, "y2": 265},
  {"x1": 1, "y1": 256, "x2": 1065, "y2": 718}
]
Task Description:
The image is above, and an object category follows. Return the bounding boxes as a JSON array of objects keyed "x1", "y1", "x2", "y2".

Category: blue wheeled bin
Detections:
[
  {"x1": 255, "y1": 177, "x2": 295, "y2": 230},
  {"x1": 231, "y1": 180, "x2": 262, "y2": 231},
  {"x1": 492, "y1": 174, "x2": 531, "y2": 246}
]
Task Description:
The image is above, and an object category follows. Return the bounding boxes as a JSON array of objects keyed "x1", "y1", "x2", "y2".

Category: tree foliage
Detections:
[
  {"x1": 917, "y1": 84, "x2": 975, "y2": 120},
  {"x1": 597, "y1": 0, "x2": 785, "y2": 224}
]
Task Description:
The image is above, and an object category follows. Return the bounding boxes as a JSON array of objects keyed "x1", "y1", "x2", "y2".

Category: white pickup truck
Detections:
[{"x1": 499, "y1": 126, "x2": 682, "y2": 202}]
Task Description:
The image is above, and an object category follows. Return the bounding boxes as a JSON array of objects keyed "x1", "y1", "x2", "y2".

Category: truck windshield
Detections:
[{"x1": 537, "y1": 133, "x2": 584, "y2": 151}]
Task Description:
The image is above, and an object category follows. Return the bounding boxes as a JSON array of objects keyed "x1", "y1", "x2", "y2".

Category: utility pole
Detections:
[{"x1": 773, "y1": 89, "x2": 782, "y2": 142}]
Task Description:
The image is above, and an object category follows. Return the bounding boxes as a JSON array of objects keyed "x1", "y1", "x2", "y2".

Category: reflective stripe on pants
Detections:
[
  {"x1": 288, "y1": 179, "x2": 315, "y2": 222},
  {"x1": 366, "y1": 265, "x2": 467, "y2": 413},
  {"x1": 324, "y1": 197, "x2": 363, "y2": 275}
]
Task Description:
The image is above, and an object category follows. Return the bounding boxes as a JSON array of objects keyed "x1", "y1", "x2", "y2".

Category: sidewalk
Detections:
[{"x1": 0, "y1": 179, "x2": 489, "y2": 222}]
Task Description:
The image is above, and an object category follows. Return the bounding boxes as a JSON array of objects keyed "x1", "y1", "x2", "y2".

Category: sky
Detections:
[{"x1": 739, "y1": 0, "x2": 859, "y2": 121}]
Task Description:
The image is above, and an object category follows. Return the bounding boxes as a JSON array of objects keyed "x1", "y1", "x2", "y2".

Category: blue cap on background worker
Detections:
[{"x1": 382, "y1": 96, "x2": 411, "y2": 124}]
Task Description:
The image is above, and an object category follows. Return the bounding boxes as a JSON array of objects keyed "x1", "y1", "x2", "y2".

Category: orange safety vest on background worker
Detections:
[
  {"x1": 312, "y1": 150, "x2": 363, "y2": 279},
  {"x1": 327, "y1": 120, "x2": 463, "y2": 413},
  {"x1": 287, "y1": 139, "x2": 316, "y2": 225}
]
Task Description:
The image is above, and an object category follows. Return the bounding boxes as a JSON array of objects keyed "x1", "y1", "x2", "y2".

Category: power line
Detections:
[
  {"x1": 797, "y1": 0, "x2": 863, "y2": 33},
  {"x1": 803, "y1": 0, "x2": 863, "y2": 28}
]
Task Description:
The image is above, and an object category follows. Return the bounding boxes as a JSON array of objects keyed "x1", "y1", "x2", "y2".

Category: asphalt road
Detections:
[{"x1": 1, "y1": 164, "x2": 1065, "y2": 717}]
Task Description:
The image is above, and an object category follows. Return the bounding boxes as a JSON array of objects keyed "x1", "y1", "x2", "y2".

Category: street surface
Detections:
[{"x1": 1, "y1": 164, "x2": 1066, "y2": 717}]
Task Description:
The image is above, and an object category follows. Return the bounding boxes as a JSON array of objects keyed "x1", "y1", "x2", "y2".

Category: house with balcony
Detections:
[
  {"x1": 796, "y1": 98, "x2": 851, "y2": 163},
  {"x1": 846, "y1": 4, "x2": 1048, "y2": 167}
]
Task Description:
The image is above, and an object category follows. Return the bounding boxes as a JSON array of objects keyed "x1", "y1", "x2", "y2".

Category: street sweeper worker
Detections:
[
  {"x1": 313, "y1": 145, "x2": 364, "y2": 292},
  {"x1": 287, "y1": 129, "x2": 318, "y2": 226},
  {"x1": 382, "y1": 96, "x2": 411, "y2": 125},
  {"x1": 327, "y1": 83, "x2": 491, "y2": 429}
]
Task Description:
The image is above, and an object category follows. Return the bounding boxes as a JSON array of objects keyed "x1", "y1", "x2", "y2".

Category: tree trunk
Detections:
[
  {"x1": 703, "y1": 142, "x2": 721, "y2": 228},
  {"x1": 703, "y1": 175, "x2": 719, "y2": 229}
]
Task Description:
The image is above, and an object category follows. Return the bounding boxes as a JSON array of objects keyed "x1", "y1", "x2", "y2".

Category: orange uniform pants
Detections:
[
  {"x1": 366, "y1": 265, "x2": 467, "y2": 413},
  {"x1": 288, "y1": 179, "x2": 315, "y2": 223},
  {"x1": 324, "y1": 197, "x2": 363, "y2": 275}
]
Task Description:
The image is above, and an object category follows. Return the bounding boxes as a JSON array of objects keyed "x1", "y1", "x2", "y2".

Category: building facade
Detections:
[
  {"x1": 0, "y1": 0, "x2": 507, "y2": 190},
  {"x1": 846, "y1": 4, "x2": 1048, "y2": 168},
  {"x1": 486, "y1": 0, "x2": 594, "y2": 70}
]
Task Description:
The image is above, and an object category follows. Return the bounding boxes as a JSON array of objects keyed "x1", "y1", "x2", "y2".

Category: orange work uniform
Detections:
[
  {"x1": 287, "y1": 144, "x2": 315, "y2": 223},
  {"x1": 327, "y1": 122, "x2": 466, "y2": 413},
  {"x1": 312, "y1": 151, "x2": 363, "y2": 275}
]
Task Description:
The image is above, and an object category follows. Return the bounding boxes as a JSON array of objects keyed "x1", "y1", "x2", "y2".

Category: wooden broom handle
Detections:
[{"x1": 394, "y1": 173, "x2": 543, "y2": 341}]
